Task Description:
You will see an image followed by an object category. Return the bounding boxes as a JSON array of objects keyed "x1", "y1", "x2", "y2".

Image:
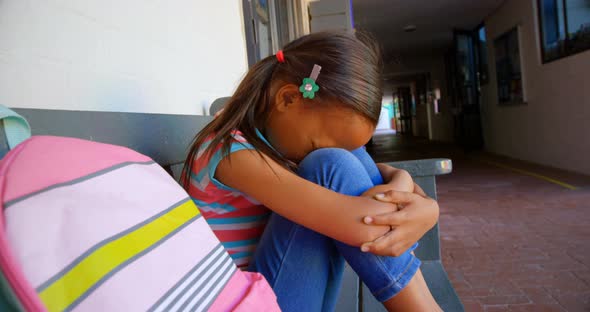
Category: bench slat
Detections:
[{"x1": 14, "y1": 108, "x2": 213, "y2": 166}]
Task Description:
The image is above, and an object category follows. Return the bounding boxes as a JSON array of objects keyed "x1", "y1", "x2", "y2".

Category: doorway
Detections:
[
  {"x1": 452, "y1": 30, "x2": 484, "y2": 150},
  {"x1": 397, "y1": 86, "x2": 413, "y2": 134}
]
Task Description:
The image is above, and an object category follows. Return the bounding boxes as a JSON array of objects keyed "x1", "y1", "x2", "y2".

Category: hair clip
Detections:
[
  {"x1": 300, "y1": 64, "x2": 321, "y2": 99},
  {"x1": 276, "y1": 50, "x2": 285, "y2": 63}
]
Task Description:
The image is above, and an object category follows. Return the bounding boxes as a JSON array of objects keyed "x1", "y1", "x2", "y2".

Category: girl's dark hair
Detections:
[{"x1": 182, "y1": 30, "x2": 383, "y2": 189}]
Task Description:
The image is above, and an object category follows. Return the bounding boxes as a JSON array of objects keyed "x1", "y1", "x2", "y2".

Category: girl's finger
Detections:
[
  {"x1": 361, "y1": 231, "x2": 406, "y2": 257},
  {"x1": 362, "y1": 185, "x2": 391, "y2": 198},
  {"x1": 413, "y1": 183, "x2": 427, "y2": 197},
  {"x1": 361, "y1": 230, "x2": 392, "y2": 253},
  {"x1": 366, "y1": 210, "x2": 408, "y2": 226},
  {"x1": 373, "y1": 190, "x2": 414, "y2": 204}
]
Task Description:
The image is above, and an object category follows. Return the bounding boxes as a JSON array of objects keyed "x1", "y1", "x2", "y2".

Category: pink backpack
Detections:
[{"x1": 0, "y1": 135, "x2": 279, "y2": 311}]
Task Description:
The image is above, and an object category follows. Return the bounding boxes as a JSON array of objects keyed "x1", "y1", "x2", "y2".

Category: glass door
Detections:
[
  {"x1": 397, "y1": 87, "x2": 413, "y2": 135},
  {"x1": 453, "y1": 30, "x2": 484, "y2": 150}
]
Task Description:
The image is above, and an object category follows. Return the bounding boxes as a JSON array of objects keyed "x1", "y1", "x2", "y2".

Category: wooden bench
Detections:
[{"x1": 8, "y1": 108, "x2": 464, "y2": 311}]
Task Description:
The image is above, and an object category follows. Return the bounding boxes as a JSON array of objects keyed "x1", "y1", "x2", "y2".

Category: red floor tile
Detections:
[
  {"x1": 437, "y1": 159, "x2": 590, "y2": 311},
  {"x1": 368, "y1": 134, "x2": 590, "y2": 312}
]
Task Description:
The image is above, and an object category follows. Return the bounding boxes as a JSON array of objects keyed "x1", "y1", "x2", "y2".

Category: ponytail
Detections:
[{"x1": 182, "y1": 55, "x2": 289, "y2": 189}]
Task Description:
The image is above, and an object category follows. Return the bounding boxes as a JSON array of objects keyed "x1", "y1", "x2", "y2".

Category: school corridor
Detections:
[
  {"x1": 0, "y1": 0, "x2": 589, "y2": 311},
  {"x1": 369, "y1": 134, "x2": 590, "y2": 311}
]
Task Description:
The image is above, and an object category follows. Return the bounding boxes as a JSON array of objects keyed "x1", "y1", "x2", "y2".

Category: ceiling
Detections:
[{"x1": 352, "y1": 0, "x2": 505, "y2": 63}]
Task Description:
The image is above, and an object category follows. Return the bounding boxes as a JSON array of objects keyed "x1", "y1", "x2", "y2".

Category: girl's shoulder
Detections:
[
  {"x1": 189, "y1": 130, "x2": 257, "y2": 190},
  {"x1": 201, "y1": 130, "x2": 248, "y2": 144},
  {"x1": 228, "y1": 130, "x2": 250, "y2": 145},
  {"x1": 198, "y1": 130, "x2": 255, "y2": 156}
]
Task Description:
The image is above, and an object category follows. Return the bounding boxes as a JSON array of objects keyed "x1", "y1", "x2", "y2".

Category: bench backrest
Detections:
[
  {"x1": 12, "y1": 108, "x2": 450, "y2": 262},
  {"x1": 13, "y1": 108, "x2": 213, "y2": 169}
]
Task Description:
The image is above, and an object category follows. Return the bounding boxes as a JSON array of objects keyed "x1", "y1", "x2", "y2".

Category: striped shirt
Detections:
[{"x1": 188, "y1": 130, "x2": 271, "y2": 268}]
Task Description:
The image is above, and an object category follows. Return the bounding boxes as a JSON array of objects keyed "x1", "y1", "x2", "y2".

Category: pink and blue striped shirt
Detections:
[{"x1": 188, "y1": 130, "x2": 272, "y2": 268}]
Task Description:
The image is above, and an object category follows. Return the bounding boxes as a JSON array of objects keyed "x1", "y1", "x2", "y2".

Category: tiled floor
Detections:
[{"x1": 367, "y1": 134, "x2": 590, "y2": 312}]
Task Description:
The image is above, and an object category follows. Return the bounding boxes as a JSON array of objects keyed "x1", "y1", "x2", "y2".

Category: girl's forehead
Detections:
[{"x1": 320, "y1": 107, "x2": 373, "y2": 127}]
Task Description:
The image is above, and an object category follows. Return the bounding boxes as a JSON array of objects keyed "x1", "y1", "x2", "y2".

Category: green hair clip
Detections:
[{"x1": 299, "y1": 64, "x2": 322, "y2": 99}]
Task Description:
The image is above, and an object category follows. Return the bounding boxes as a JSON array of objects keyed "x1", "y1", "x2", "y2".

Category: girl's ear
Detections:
[{"x1": 274, "y1": 84, "x2": 302, "y2": 112}]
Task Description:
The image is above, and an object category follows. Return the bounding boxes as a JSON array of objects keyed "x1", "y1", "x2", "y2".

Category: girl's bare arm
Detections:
[
  {"x1": 215, "y1": 149, "x2": 393, "y2": 247},
  {"x1": 376, "y1": 163, "x2": 414, "y2": 193},
  {"x1": 360, "y1": 163, "x2": 416, "y2": 202}
]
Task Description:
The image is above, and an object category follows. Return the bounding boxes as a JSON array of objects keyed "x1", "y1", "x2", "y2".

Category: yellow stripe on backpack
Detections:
[{"x1": 39, "y1": 200, "x2": 200, "y2": 312}]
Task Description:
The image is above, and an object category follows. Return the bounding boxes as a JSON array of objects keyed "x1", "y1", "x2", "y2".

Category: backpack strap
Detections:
[
  {"x1": 0, "y1": 106, "x2": 31, "y2": 158},
  {"x1": 0, "y1": 271, "x2": 24, "y2": 311}
]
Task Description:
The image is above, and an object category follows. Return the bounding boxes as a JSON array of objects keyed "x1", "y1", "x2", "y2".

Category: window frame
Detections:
[
  {"x1": 494, "y1": 26, "x2": 527, "y2": 105},
  {"x1": 537, "y1": 0, "x2": 590, "y2": 64}
]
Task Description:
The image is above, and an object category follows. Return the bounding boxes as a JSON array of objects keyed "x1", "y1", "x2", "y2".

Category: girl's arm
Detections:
[
  {"x1": 376, "y1": 163, "x2": 414, "y2": 193},
  {"x1": 361, "y1": 164, "x2": 414, "y2": 199},
  {"x1": 215, "y1": 149, "x2": 393, "y2": 247}
]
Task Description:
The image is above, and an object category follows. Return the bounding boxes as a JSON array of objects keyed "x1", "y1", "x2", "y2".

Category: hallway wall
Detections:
[
  {"x1": 385, "y1": 55, "x2": 454, "y2": 143},
  {"x1": 481, "y1": 0, "x2": 590, "y2": 175},
  {"x1": 0, "y1": 0, "x2": 249, "y2": 115},
  {"x1": 427, "y1": 57, "x2": 454, "y2": 143}
]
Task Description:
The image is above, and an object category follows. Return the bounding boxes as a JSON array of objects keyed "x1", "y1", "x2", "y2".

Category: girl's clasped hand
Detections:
[{"x1": 362, "y1": 185, "x2": 439, "y2": 257}]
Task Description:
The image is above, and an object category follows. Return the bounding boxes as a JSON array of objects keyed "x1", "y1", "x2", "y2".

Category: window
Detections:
[
  {"x1": 538, "y1": 0, "x2": 590, "y2": 63},
  {"x1": 273, "y1": 0, "x2": 292, "y2": 49},
  {"x1": 494, "y1": 27, "x2": 525, "y2": 105},
  {"x1": 253, "y1": 0, "x2": 272, "y2": 59}
]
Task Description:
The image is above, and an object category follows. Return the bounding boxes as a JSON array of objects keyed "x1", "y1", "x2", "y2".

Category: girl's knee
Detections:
[
  {"x1": 299, "y1": 148, "x2": 361, "y2": 175},
  {"x1": 300, "y1": 148, "x2": 353, "y2": 165},
  {"x1": 298, "y1": 148, "x2": 372, "y2": 194}
]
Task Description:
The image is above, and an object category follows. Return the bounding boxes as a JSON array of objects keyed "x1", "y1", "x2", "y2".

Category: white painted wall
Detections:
[
  {"x1": 481, "y1": 0, "x2": 590, "y2": 175},
  {"x1": 0, "y1": 0, "x2": 249, "y2": 115}
]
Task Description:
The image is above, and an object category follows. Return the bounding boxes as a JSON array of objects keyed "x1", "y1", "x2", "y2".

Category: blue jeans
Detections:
[{"x1": 248, "y1": 148, "x2": 421, "y2": 312}]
